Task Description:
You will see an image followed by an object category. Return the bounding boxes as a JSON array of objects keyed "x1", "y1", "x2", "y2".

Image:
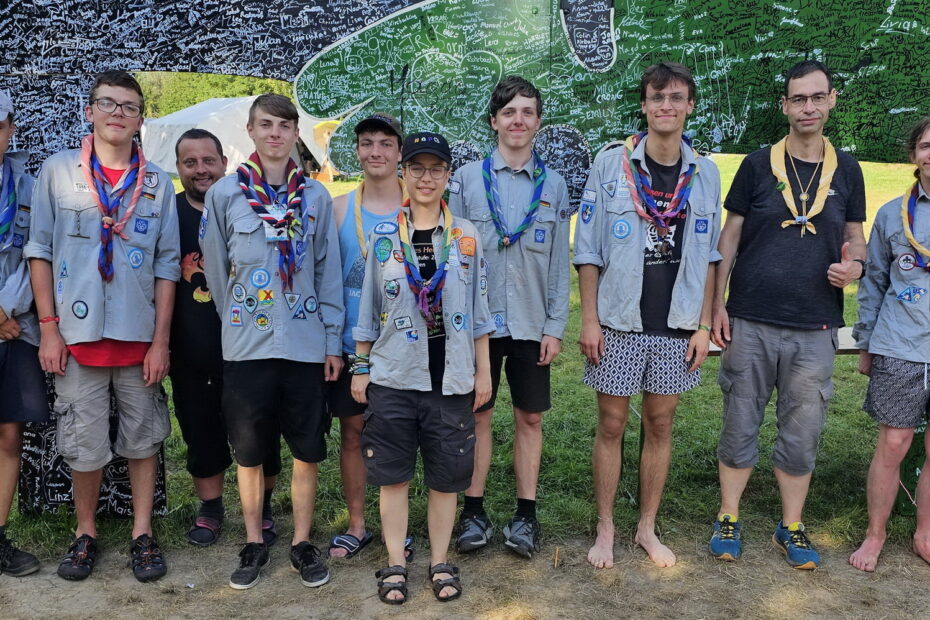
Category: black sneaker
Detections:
[
  {"x1": 229, "y1": 542, "x2": 269, "y2": 590},
  {"x1": 290, "y1": 541, "x2": 330, "y2": 588},
  {"x1": 0, "y1": 536, "x2": 40, "y2": 576},
  {"x1": 503, "y1": 516, "x2": 541, "y2": 558},
  {"x1": 130, "y1": 534, "x2": 167, "y2": 582},
  {"x1": 455, "y1": 512, "x2": 493, "y2": 553},
  {"x1": 57, "y1": 534, "x2": 98, "y2": 581}
]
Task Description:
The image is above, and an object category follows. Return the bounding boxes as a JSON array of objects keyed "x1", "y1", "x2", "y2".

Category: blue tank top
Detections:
[{"x1": 339, "y1": 189, "x2": 399, "y2": 353}]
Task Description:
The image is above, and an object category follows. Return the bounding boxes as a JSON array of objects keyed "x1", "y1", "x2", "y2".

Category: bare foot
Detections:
[
  {"x1": 849, "y1": 536, "x2": 884, "y2": 572},
  {"x1": 329, "y1": 527, "x2": 367, "y2": 559},
  {"x1": 913, "y1": 532, "x2": 930, "y2": 566},
  {"x1": 381, "y1": 574, "x2": 406, "y2": 602},
  {"x1": 586, "y1": 520, "x2": 615, "y2": 569},
  {"x1": 431, "y1": 570, "x2": 459, "y2": 600},
  {"x1": 635, "y1": 528, "x2": 676, "y2": 568}
]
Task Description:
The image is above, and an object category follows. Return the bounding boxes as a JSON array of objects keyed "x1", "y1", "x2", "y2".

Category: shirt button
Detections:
[
  {"x1": 106, "y1": 296, "x2": 111, "y2": 301},
  {"x1": 459, "y1": 448, "x2": 464, "y2": 454}
]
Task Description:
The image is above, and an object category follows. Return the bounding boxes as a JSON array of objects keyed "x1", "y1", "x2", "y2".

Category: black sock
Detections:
[
  {"x1": 0, "y1": 524, "x2": 6, "y2": 540},
  {"x1": 515, "y1": 498, "x2": 536, "y2": 520},
  {"x1": 463, "y1": 495, "x2": 485, "y2": 517},
  {"x1": 198, "y1": 496, "x2": 224, "y2": 521},
  {"x1": 262, "y1": 489, "x2": 274, "y2": 519}
]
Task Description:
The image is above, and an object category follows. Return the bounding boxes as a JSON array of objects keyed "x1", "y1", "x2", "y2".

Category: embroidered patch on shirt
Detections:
[
  {"x1": 230, "y1": 305, "x2": 243, "y2": 326},
  {"x1": 898, "y1": 254, "x2": 916, "y2": 271},
  {"x1": 134, "y1": 218, "x2": 148, "y2": 234},
  {"x1": 534, "y1": 229, "x2": 546, "y2": 243},
  {"x1": 694, "y1": 218, "x2": 708, "y2": 234},
  {"x1": 583, "y1": 189, "x2": 597, "y2": 203},
  {"x1": 612, "y1": 219, "x2": 631, "y2": 239},
  {"x1": 897, "y1": 286, "x2": 927, "y2": 304},
  {"x1": 601, "y1": 180, "x2": 617, "y2": 198},
  {"x1": 581, "y1": 202, "x2": 595, "y2": 224},
  {"x1": 448, "y1": 179, "x2": 461, "y2": 194}
]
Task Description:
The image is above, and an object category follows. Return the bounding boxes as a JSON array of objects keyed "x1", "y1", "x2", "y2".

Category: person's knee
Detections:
[
  {"x1": 879, "y1": 427, "x2": 915, "y2": 461},
  {"x1": 642, "y1": 412, "x2": 674, "y2": 442},
  {"x1": 474, "y1": 409, "x2": 493, "y2": 431},
  {"x1": 597, "y1": 409, "x2": 628, "y2": 442},
  {"x1": 0, "y1": 423, "x2": 22, "y2": 455},
  {"x1": 340, "y1": 417, "x2": 363, "y2": 451},
  {"x1": 514, "y1": 410, "x2": 542, "y2": 432}
]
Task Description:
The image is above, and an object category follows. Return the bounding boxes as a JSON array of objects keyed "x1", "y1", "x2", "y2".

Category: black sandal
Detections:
[
  {"x1": 429, "y1": 562, "x2": 462, "y2": 602},
  {"x1": 375, "y1": 565, "x2": 408, "y2": 605}
]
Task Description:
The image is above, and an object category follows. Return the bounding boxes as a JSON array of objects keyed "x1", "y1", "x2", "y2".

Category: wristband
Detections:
[
  {"x1": 698, "y1": 324, "x2": 711, "y2": 332},
  {"x1": 39, "y1": 315, "x2": 60, "y2": 324},
  {"x1": 853, "y1": 258, "x2": 866, "y2": 280}
]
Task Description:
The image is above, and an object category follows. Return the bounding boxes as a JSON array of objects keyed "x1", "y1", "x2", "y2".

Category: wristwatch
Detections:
[{"x1": 853, "y1": 258, "x2": 866, "y2": 280}]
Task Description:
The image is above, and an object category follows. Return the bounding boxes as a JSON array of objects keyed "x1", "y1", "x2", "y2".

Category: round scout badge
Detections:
[{"x1": 374, "y1": 236, "x2": 393, "y2": 264}]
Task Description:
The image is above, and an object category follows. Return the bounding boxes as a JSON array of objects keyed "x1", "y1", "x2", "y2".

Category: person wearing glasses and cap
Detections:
[
  {"x1": 25, "y1": 70, "x2": 180, "y2": 583},
  {"x1": 351, "y1": 131, "x2": 492, "y2": 604},
  {"x1": 326, "y1": 113, "x2": 408, "y2": 560},
  {"x1": 708, "y1": 60, "x2": 866, "y2": 569},
  {"x1": 0, "y1": 89, "x2": 45, "y2": 578}
]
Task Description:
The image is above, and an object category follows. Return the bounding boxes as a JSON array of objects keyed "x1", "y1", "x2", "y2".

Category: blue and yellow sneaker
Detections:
[
  {"x1": 708, "y1": 514, "x2": 742, "y2": 560},
  {"x1": 773, "y1": 521, "x2": 821, "y2": 569}
]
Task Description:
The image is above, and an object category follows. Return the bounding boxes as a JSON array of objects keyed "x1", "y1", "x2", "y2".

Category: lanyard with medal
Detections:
[
  {"x1": 770, "y1": 136, "x2": 838, "y2": 236},
  {"x1": 355, "y1": 177, "x2": 407, "y2": 259},
  {"x1": 901, "y1": 182, "x2": 930, "y2": 271},
  {"x1": 396, "y1": 199, "x2": 453, "y2": 327},
  {"x1": 481, "y1": 152, "x2": 547, "y2": 249},
  {"x1": 619, "y1": 132, "x2": 698, "y2": 238}
]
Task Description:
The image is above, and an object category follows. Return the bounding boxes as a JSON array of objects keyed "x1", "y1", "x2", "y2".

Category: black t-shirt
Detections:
[
  {"x1": 724, "y1": 147, "x2": 866, "y2": 329},
  {"x1": 640, "y1": 154, "x2": 691, "y2": 338},
  {"x1": 412, "y1": 227, "x2": 446, "y2": 388},
  {"x1": 170, "y1": 193, "x2": 222, "y2": 372}
]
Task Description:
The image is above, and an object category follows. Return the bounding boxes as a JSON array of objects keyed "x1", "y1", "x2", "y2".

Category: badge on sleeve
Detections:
[
  {"x1": 581, "y1": 202, "x2": 595, "y2": 224},
  {"x1": 897, "y1": 286, "x2": 927, "y2": 304},
  {"x1": 583, "y1": 189, "x2": 597, "y2": 203},
  {"x1": 898, "y1": 254, "x2": 916, "y2": 271},
  {"x1": 143, "y1": 172, "x2": 159, "y2": 188}
]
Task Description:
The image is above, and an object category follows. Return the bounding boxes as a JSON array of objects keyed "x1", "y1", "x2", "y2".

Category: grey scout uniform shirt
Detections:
[
  {"x1": 0, "y1": 152, "x2": 38, "y2": 345},
  {"x1": 854, "y1": 184, "x2": 930, "y2": 364},
  {"x1": 24, "y1": 150, "x2": 180, "y2": 344},
  {"x1": 573, "y1": 136, "x2": 722, "y2": 332},
  {"x1": 353, "y1": 213, "x2": 494, "y2": 395},
  {"x1": 448, "y1": 149, "x2": 570, "y2": 341},
  {"x1": 200, "y1": 173, "x2": 344, "y2": 363}
]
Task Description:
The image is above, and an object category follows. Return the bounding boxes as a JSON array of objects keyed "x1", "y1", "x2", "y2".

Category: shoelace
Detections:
[
  {"x1": 298, "y1": 544, "x2": 321, "y2": 567},
  {"x1": 789, "y1": 530, "x2": 812, "y2": 549},
  {"x1": 239, "y1": 543, "x2": 263, "y2": 565},
  {"x1": 717, "y1": 520, "x2": 737, "y2": 540},
  {"x1": 67, "y1": 539, "x2": 91, "y2": 565},
  {"x1": 132, "y1": 540, "x2": 163, "y2": 569}
]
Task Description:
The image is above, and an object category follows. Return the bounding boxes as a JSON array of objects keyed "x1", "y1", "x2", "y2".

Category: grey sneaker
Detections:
[
  {"x1": 455, "y1": 512, "x2": 493, "y2": 553},
  {"x1": 503, "y1": 516, "x2": 541, "y2": 558},
  {"x1": 229, "y1": 542, "x2": 269, "y2": 590}
]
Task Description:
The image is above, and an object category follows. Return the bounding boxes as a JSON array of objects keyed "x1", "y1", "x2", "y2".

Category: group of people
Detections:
[{"x1": 0, "y1": 58, "x2": 927, "y2": 604}]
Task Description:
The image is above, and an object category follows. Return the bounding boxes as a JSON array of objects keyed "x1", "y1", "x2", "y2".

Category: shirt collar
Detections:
[
  {"x1": 491, "y1": 148, "x2": 535, "y2": 177},
  {"x1": 630, "y1": 133, "x2": 698, "y2": 170},
  {"x1": 918, "y1": 181, "x2": 930, "y2": 203}
]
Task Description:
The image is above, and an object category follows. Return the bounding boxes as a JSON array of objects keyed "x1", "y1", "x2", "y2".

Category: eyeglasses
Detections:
[
  {"x1": 785, "y1": 93, "x2": 830, "y2": 108},
  {"x1": 645, "y1": 93, "x2": 690, "y2": 107},
  {"x1": 404, "y1": 164, "x2": 449, "y2": 179},
  {"x1": 91, "y1": 98, "x2": 142, "y2": 118}
]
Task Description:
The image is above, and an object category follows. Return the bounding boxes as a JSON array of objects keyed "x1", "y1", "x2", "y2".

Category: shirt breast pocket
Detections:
[
  {"x1": 526, "y1": 209, "x2": 555, "y2": 254},
  {"x1": 604, "y1": 200, "x2": 636, "y2": 246},
  {"x1": 230, "y1": 216, "x2": 266, "y2": 266},
  {"x1": 689, "y1": 202, "x2": 713, "y2": 246},
  {"x1": 127, "y1": 202, "x2": 160, "y2": 250}
]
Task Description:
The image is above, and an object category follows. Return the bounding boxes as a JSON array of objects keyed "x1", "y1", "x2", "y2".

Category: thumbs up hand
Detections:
[{"x1": 827, "y1": 241, "x2": 862, "y2": 288}]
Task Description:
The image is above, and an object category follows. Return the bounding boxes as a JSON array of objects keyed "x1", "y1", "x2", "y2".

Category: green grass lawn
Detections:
[{"x1": 11, "y1": 161, "x2": 920, "y2": 556}]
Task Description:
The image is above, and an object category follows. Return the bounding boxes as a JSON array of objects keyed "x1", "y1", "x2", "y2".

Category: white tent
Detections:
[{"x1": 140, "y1": 96, "x2": 329, "y2": 176}]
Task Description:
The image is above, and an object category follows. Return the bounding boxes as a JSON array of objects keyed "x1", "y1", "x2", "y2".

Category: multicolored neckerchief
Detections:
[
  {"x1": 237, "y1": 152, "x2": 305, "y2": 291},
  {"x1": 481, "y1": 151, "x2": 547, "y2": 249},
  {"x1": 770, "y1": 136, "x2": 837, "y2": 236},
  {"x1": 354, "y1": 177, "x2": 406, "y2": 258},
  {"x1": 396, "y1": 199, "x2": 454, "y2": 327},
  {"x1": 620, "y1": 132, "x2": 697, "y2": 235},
  {"x1": 0, "y1": 157, "x2": 16, "y2": 252},
  {"x1": 900, "y1": 182, "x2": 930, "y2": 270},
  {"x1": 80, "y1": 134, "x2": 146, "y2": 281}
]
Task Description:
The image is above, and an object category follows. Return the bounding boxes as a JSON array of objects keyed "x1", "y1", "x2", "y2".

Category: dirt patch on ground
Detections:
[{"x1": 2, "y1": 532, "x2": 929, "y2": 619}]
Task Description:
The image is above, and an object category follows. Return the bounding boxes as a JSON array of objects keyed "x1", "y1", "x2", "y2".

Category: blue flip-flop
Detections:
[{"x1": 329, "y1": 531, "x2": 374, "y2": 558}]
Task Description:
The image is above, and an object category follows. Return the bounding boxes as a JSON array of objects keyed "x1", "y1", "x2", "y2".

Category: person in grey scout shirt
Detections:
[
  {"x1": 200, "y1": 94, "x2": 344, "y2": 591},
  {"x1": 0, "y1": 89, "x2": 45, "y2": 578},
  {"x1": 849, "y1": 118, "x2": 930, "y2": 573},
  {"x1": 575, "y1": 62, "x2": 721, "y2": 570},
  {"x1": 708, "y1": 61, "x2": 866, "y2": 571},
  {"x1": 351, "y1": 132, "x2": 493, "y2": 604},
  {"x1": 448, "y1": 76, "x2": 570, "y2": 559},
  {"x1": 25, "y1": 71, "x2": 180, "y2": 583}
]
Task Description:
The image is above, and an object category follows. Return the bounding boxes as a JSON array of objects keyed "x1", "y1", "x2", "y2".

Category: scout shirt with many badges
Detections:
[
  {"x1": 448, "y1": 149, "x2": 570, "y2": 342},
  {"x1": 353, "y1": 210, "x2": 494, "y2": 396},
  {"x1": 199, "y1": 174, "x2": 343, "y2": 362},
  {"x1": 24, "y1": 150, "x2": 180, "y2": 344},
  {"x1": 854, "y1": 182, "x2": 930, "y2": 364},
  {"x1": 572, "y1": 135, "x2": 722, "y2": 332},
  {"x1": 0, "y1": 151, "x2": 38, "y2": 345}
]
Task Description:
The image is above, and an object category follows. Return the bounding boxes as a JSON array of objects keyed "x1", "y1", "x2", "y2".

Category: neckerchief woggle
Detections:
[
  {"x1": 620, "y1": 132, "x2": 697, "y2": 235},
  {"x1": 0, "y1": 157, "x2": 16, "y2": 252},
  {"x1": 901, "y1": 182, "x2": 930, "y2": 271},
  {"x1": 770, "y1": 136, "x2": 837, "y2": 236},
  {"x1": 481, "y1": 152, "x2": 547, "y2": 249},
  {"x1": 80, "y1": 134, "x2": 146, "y2": 281},
  {"x1": 396, "y1": 199, "x2": 454, "y2": 327},
  {"x1": 237, "y1": 152, "x2": 305, "y2": 291},
  {"x1": 354, "y1": 177, "x2": 407, "y2": 258}
]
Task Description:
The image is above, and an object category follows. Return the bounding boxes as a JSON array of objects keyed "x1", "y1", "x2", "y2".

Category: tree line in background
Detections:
[{"x1": 135, "y1": 72, "x2": 291, "y2": 118}]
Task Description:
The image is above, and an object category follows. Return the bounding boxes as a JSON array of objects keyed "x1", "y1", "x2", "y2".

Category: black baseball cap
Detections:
[
  {"x1": 401, "y1": 132, "x2": 452, "y2": 164},
  {"x1": 354, "y1": 113, "x2": 403, "y2": 141}
]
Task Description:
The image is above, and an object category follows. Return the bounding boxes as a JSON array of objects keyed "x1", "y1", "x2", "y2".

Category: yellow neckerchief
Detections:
[
  {"x1": 901, "y1": 182, "x2": 930, "y2": 261},
  {"x1": 770, "y1": 136, "x2": 837, "y2": 236},
  {"x1": 354, "y1": 176, "x2": 407, "y2": 258}
]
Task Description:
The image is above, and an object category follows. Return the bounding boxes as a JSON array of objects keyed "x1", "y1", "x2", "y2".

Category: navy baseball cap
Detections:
[
  {"x1": 401, "y1": 132, "x2": 452, "y2": 164},
  {"x1": 354, "y1": 113, "x2": 403, "y2": 141}
]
